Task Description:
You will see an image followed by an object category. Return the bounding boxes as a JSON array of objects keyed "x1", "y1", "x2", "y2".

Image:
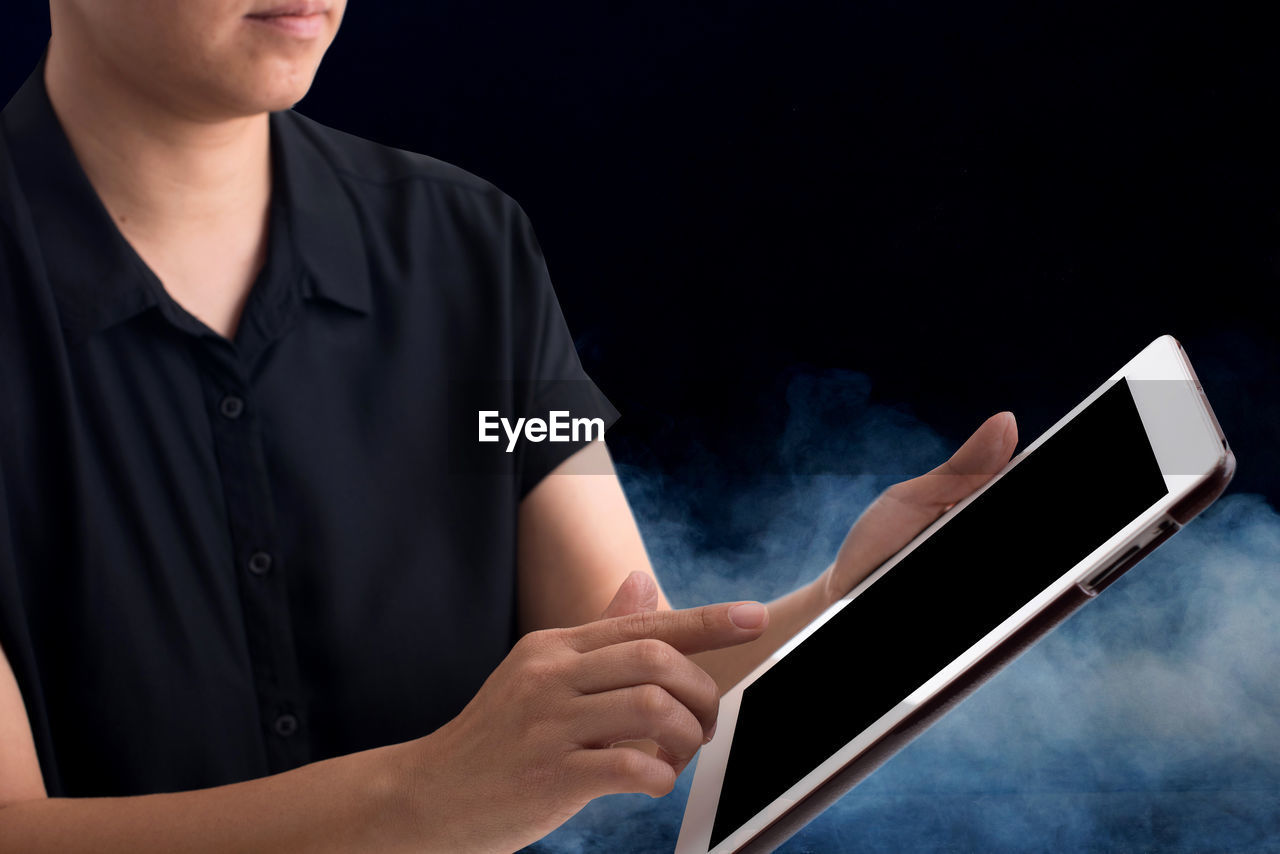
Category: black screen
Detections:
[{"x1": 710, "y1": 378, "x2": 1169, "y2": 848}]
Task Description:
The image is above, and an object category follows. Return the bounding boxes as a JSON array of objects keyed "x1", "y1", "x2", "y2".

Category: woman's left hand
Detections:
[{"x1": 817, "y1": 410, "x2": 1019, "y2": 606}]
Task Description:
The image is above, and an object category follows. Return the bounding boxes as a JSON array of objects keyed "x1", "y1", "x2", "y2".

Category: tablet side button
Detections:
[{"x1": 1078, "y1": 518, "x2": 1179, "y2": 596}]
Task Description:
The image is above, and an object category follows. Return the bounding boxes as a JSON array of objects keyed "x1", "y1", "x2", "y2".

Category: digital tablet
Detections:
[{"x1": 676, "y1": 334, "x2": 1235, "y2": 854}]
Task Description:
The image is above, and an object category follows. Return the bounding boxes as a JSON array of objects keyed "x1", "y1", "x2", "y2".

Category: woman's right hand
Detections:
[{"x1": 401, "y1": 572, "x2": 769, "y2": 853}]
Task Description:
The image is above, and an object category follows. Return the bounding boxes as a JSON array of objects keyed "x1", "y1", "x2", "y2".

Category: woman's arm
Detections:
[
  {"x1": 518, "y1": 413, "x2": 1017, "y2": 695},
  {"x1": 0, "y1": 749, "x2": 417, "y2": 853}
]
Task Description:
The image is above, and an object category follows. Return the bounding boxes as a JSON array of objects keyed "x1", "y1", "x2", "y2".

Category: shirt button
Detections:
[
  {"x1": 220, "y1": 395, "x2": 245, "y2": 419},
  {"x1": 247, "y1": 551, "x2": 273, "y2": 576},
  {"x1": 273, "y1": 713, "x2": 299, "y2": 738}
]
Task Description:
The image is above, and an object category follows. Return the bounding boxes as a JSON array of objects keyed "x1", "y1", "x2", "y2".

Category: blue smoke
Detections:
[{"x1": 524, "y1": 369, "x2": 1280, "y2": 853}]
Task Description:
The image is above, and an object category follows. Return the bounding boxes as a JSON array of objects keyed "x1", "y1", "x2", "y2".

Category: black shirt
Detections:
[{"x1": 0, "y1": 52, "x2": 618, "y2": 797}]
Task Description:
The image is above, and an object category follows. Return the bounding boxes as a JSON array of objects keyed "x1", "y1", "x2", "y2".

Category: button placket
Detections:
[{"x1": 200, "y1": 353, "x2": 310, "y2": 773}]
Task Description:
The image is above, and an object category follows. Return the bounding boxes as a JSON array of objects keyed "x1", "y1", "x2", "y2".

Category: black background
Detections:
[{"x1": 4, "y1": 1, "x2": 1277, "y2": 514}]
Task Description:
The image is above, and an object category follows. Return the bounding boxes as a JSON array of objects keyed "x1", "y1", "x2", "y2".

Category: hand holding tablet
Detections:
[
  {"x1": 678, "y1": 334, "x2": 1234, "y2": 853},
  {"x1": 817, "y1": 408, "x2": 1019, "y2": 612}
]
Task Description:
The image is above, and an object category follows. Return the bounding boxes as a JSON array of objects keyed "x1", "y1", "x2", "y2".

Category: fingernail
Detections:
[
  {"x1": 729, "y1": 602, "x2": 767, "y2": 629},
  {"x1": 705, "y1": 720, "x2": 718, "y2": 744}
]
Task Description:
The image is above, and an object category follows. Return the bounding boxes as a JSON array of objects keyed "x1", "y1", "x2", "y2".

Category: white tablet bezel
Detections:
[{"x1": 677, "y1": 334, "x2": 1230, "y2": 854}]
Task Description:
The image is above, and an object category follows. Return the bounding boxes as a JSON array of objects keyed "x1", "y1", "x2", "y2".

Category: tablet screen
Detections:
[{"x1": 710, "y1": 377, "x2": 1169, "y2": 848}]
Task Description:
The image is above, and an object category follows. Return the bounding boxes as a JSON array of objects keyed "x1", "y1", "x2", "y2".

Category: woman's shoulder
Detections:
[{"x1": 276, "y1": 109, "x2": 519, "y2": 216}]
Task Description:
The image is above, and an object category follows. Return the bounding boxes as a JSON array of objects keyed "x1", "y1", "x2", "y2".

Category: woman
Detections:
[{"x1": 0, "y1": 1, "x2": 1017, "y2": 850}]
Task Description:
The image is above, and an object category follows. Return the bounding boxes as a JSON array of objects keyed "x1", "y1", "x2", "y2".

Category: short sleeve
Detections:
[
  {"x1": 0, "y1": 459, "x2": 60, "y2": 793},
  {"x1": 505, "y1": 202, "x2": 621, "y2": 498}
]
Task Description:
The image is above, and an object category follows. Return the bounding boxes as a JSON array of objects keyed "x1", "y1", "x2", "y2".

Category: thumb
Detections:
[
  {"x1": 599, "y1": 570, "x2": 660, "y2": 620},
  {"x1": 899, "y1": 410, "x2": 1018, "y2": 509}
]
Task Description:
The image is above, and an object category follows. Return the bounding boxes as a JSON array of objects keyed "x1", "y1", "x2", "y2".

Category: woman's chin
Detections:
[{"x1": 214, "y1": 64, "x2": 322, "y2": 116}]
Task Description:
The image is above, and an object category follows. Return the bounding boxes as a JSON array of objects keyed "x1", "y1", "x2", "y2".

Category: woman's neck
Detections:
[
  {"x1": 42, "y1": 33, "x2": 273, "y2": 340},
  {"x1": 43, "y1": 35, "x2": 271, "y2": 243}
]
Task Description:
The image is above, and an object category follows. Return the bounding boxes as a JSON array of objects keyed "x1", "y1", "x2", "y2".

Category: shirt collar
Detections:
[
  {"x1": 271, "y1": 109, "x2": 373, "y2": 317},
  {"x1": 0, "y1": 48, "x2": 371, "y2": 343}
]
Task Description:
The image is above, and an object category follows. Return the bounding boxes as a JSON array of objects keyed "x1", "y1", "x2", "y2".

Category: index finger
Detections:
[{"x1": 564, "y1": 601, "x2": 769, "y2": 655}]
